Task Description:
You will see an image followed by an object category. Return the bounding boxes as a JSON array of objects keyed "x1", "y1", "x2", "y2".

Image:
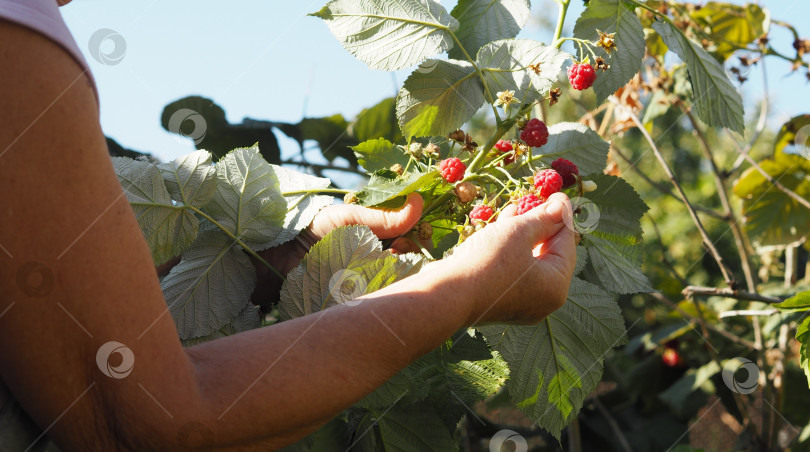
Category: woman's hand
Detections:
[
  {"x1": 428, "y1": 192, "x2": 578, "y2": 326},
  {"x1": 250, "y1": 194, "x2": 424, "y2": 307}
]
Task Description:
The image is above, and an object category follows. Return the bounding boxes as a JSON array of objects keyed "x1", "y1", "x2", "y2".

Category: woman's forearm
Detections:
[{"x1": 183, "y1": 261, "x2": 470, "y2": 449}]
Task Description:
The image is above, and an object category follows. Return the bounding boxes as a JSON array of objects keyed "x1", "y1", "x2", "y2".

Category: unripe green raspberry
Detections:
[{"x1": 582, "y1": 180, "x2": 598, "y2": 192}]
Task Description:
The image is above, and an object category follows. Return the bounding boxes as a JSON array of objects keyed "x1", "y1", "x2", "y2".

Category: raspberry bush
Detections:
[{"x1": 111, "y1": 0, "x2": 810, "y2": 449}]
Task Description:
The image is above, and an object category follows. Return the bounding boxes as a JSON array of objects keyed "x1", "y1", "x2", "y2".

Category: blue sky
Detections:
[{"x1": 60, "y1": 1, "x2": 809, "y2": 165}]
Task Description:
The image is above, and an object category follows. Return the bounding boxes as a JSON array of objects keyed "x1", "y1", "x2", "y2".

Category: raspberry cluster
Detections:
[
  {"x1": 469, "y1": 205, "x2": 494, "y2": 222},
  {"x1": 551, "y1": 158, "x2": 579, "y2": 188},
  {"x1": 494, "y1": 139, "x2": 515, "y2": 165},
  {"x1": 567, "y1": 63, "x2": 596, "y2": 90},
  {"x1": 516, "y1": 193, "x2": 543, "y2": 215},
  {"x1": 439, "y1": 158, "x2": 466, "y2": 183},
  {"x1": 520, "y1": 119, "x2": 549, "y2": 148},
  {"x1": 533, "y1": 169, "x2": 563, "y2": 199}
]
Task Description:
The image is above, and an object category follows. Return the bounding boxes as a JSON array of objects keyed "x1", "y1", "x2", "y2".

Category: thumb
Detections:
[
  {"x1": 309, "y1": 193, "x2": 423, "y2": 240},
  {"x1": 513, "y1": 192, "x2": 572, "y2": 245}
]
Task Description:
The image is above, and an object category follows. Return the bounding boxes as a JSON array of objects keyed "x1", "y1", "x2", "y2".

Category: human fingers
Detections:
[
  {"x1": 309, "y1": 193, "x2": 423, "y2": 240},
  {"x1": 509, "y1": 192, "x2": 571, "y2": 246}
]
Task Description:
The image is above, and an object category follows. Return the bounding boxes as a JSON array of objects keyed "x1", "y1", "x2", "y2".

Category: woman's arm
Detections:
[{"x1": 0, "y1": 20, "x2": 575, "y2": 451}]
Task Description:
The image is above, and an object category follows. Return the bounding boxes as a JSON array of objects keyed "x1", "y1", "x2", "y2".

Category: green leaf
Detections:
[
  {"x1": 579, "y1": 175, "x2": 652, "y2": 294},
  {"x1": 584, "y1": 174, "x2": 648, "y2": 237},
  {"x1": 796, "y1": 316, "x2": 810, "y2": 386},
  {"x1": 157, "y1": 150, "x2": 217, "y2": 208},
  {"x1": 642, "y1": 90, "x2": 670, "y2": 125},
  {"x1": 161, "y1": 231, "x2": 257, "y2": 340},
  {"x1": 278, "y1": 226, "x2": 424, "y2": 320},
  {"x1": 773, "y1": 114, "x2": 810, "y2": 163},
  {"x1": 181, "y1": 303, "x2": 262, "y2": 346},
  {"x1": 351, "y1": 97, "x2": 404, "y2": 144},
  {"x1": 691, "y1": 2, "x2": 769, "y2": 60},
  {"x1": 530, "y1": 122, "x2": 610, "y2": 175},
  {"x1": 652, "y1": 21, "x2": 744, "y2": 133},
  {"x1": 410, "y1": 348, "x2": 509, "y2": 432},
  {"x1": 357, "y1": 170, "x2": 439, "y2": 207},
  {"x1": 732, "y1": 158, "x2": 810, "y2": 247},
  {"x1": 204, "y1": 145, "x2": 287, "y2": 250},
  {"x1": 573, "y1": 0, "x2": 646, "y2": 103},
  {"x1": 659, "y1": 361, "x2": 720, "y2": 417},
  {"x1": 113, "y1": 157, "x2": 199, "y2": 265},
  {"x1": 448, "y1": 0, "x2": 531, "y2": 60},
  {"x1": 584, "y1": 234, "x2": 653, "y2": 294},
  {"x1": 774, "y1": 290, "x2": 810, "y2": 312},
  {"x1": 262, "y1": 165, "x2": 334, "y2": 250},
  {"x1": 353, "y1": 138, "x2": 410, "y2": 173},
  {"x1": 374, "y1": 402, "x2": 459, "y2": 451},
  {"x1": 396, "y1": 59, "x2": 485, "y2": 138},
  {"x1": 298, "y1": 114, "x2": 358, "y2": 165},
  {"x1": 477, "y1": 39, "x2": 569, "y2": 104},
  {"x1": 481, "y1": 277, "x2": 626, "y2": 439},
  {"x1": 312, "y1": 0, "x2": 459, "y2": 71}
]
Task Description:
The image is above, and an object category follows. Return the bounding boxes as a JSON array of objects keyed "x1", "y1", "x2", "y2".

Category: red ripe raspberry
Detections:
[
  {"x1": 520, "y1": 118, "x2": 549, "y2": 148},
  {"x1": 469, "y1": 205, "x2": 494, "y2": 222},
  {"x1": 439, "y1": 158, "x2": 465, "y2": 183},
  {"x1": 567, "y1": 63, "x2": 597, "y2": 90},
  {"x1": 533, "y1": 169, "x2": 563, "y2": 199},
  {"x1": 494, "y1": 139, "x2": 515, "y2": 164},
  {"x1": 551, "y1": 158, "x2": 579, "y2": 188},
  {"x1": 661, "y1": 348, "x2": 682, "y2": 367},
  {"x1": 516, "y1": 193, "x2": 544, "y2": 215}
]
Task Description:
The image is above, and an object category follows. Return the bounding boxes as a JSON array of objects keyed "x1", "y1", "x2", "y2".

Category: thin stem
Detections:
[
  {"x1": 591, "y1": 397, "x2": 633, "y2": 452},
  {"x1": 718, "y1": 309, "x2": 778, "y2": 319},
  {"x1": 187, "y1": 206, "x2": 283, "y2": 279},
  {"x1": 649, "y1": 292, "x2": 759, "y2": 350},
  {"x1": 553, "y1": 0, "x2": 571, "y2": 49},
  {"x1": 614, "y1": 100, "x2": 738, "y2": 289},
  {"x1": 735, "y1": 152, "x2": 810, "y2": 211},
  {"x1": 682, "y1": 285, "x2": 785, "y2": 304},
  {"x1": 682, "y1": 108, "x2": 758, "y2": 292},
  {"x1": 611, "y1": 144, "x2": 727, "y2": 220},
  {"x1": 728, "y1": 61, "x2": 770, "y2": 176}
]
